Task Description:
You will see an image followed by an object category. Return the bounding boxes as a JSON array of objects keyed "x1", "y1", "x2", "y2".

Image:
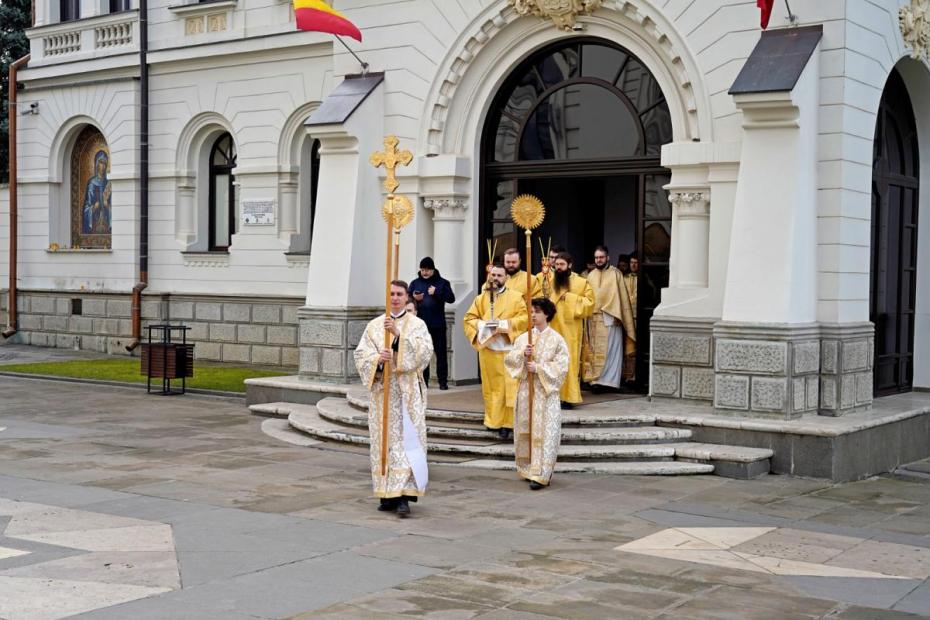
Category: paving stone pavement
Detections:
[{"x1": 1, "y1": 374, "x2": 930, "y2": 619}]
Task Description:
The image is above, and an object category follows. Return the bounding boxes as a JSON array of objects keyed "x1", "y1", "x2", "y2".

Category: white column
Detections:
[
  {"x1": 669, "y1": 191, "x2": 710, "y2": 288},
  {"x1": 175, "y1": 177, "x2": 196, "y2": 248},
  {"x1": 423, "y1": 196, "x2": 468, "y2": 284},
  {"x1": 278, "y1": 172, "x2": 298, "y2": 244}
]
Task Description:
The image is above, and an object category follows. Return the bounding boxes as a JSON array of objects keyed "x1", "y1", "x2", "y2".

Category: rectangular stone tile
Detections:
[
  {"x1": 86, "y1": 551, "x2": 436, "y2": 619},
  {"x1": 355, "y1": 534, "x2": 504, "y2": 569},
  {"x1": 785, "y1": 575, "x2": 925, "y2": 611}
]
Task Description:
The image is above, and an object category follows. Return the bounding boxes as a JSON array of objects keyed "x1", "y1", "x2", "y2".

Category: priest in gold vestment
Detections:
[
  {"x1": 503, "y1": 248, "x2": 540, "y2": 297},
  {"x1": 505, "y1": 297, "x2": 569, "y2": 489},
  {"x1": 584, "y1": 245, "x2": 635, "y2": 388},
  {"x1": 463, "y1": 263, "x2": 528, "y2": 439},
  {"x1": 354, "y1": 281, "x2": 433, "y2": 517},
  {"x1": 545, "y1": 252, "x2": 595, "y2": 407}
]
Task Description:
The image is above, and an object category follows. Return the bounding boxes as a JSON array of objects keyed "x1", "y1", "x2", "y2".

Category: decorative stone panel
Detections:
[
  {"x1": 649, "y1": 317, "x2": 715, "y2": 403},
  {"x1": 681, "y1": 367, "x2": 714, "y2": 400},
  {"x1": 716, "y1": 340, "x2": 788, "y2": 374},
  {"x1": 820, "y1": 323, "x2": 874, "y2": 416},
  {"x1": 715, "y1": 375, "x2": 750, "y2": 410},
  {"x1": 652, "y1": 366, "x2": 681, "y2": 397},
  {"x1": 793, "y1": 341, "x2": 820, "y2": 374},
  {"x1": 751, "y1": 377, "x2": 788, "y2": 412}
]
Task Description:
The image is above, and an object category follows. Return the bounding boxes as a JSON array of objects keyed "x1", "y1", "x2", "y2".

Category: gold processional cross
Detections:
[{"x1": 369, "y1": 135, "x2": 414, "y2": 478}]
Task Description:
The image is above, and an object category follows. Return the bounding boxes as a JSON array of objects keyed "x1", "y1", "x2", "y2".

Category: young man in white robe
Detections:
[
  {"x1": 354, "y1": 281, "x2": 433, "y2": 517},
  {"x1": 505, "y1": 297, "x2": 570, "y2": 489}
]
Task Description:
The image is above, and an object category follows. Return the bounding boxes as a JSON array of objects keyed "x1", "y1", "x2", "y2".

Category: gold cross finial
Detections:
[{"x1": 370, "y1": 135, "x2": 413, "y2": 194}]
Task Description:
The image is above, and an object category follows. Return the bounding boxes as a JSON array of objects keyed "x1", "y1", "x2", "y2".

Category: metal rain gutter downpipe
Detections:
[
  {"x1": 3, "y1": 54, "x2": 31, "y2": 340},
  {"x1": 126, "y1": 0, "x2": 149, "y2": 352}
]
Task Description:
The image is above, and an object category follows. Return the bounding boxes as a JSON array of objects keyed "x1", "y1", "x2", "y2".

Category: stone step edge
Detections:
[
  {"x1": 286, "y1": 409, "x2": 770, "y2": 463},
  {"x1": 342, "y1": 394, "x2": 656, "y2": 426},
  {"x1": 446, "y1": 459, "x2": 715, "y2": 475},
  {"x1": 311, "y1": 398, "x2": 693, "y2": 442}
]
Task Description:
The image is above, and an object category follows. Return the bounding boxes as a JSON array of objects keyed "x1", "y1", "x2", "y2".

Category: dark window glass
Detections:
[
  {"x1": 519, "y1": 84, "x2": 640, "y2": 160},
  {"x1": 60, "y1": 0, "x2": 80, "y2": 21},
  {"x1": 490, "y1": 42, "x2": 672, "y2": 163},
  {"x1": 643, "y1": 175, "x2": 672, "y2": 220},
  {"x1": 582, "y1": 44, "x2": 627, "y2": 83},
  {"x1": 109, "y1": 0, "x2": 131, "y2": 12},
  {"x1": 209, "y1": 133, "x2": 237, "y2": 251},
  {"x1": 309, "y1": 139, "x2": 321, "y2": 241}
]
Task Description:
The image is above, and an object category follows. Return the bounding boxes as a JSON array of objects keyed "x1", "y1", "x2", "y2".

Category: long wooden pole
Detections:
[
  {"x1": 381, "y1": 215, "x2": 393, "y2": 478},
  {"x1": 525, "y1": 230, "x2": 534, "y2": 463},
  {"x1": 393, "y1": 228, "x2": 401, "y2": 279}
]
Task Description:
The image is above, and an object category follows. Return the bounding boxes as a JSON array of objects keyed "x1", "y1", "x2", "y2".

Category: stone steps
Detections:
[
  {"x1": 446, "y1": 459, "x2": 715, "y2": 476},
  {"x1": 313, "y1": 397, "x2": 693, "y2": 444}
]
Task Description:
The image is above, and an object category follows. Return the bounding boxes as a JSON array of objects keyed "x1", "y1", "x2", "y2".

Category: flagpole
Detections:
[{"x1": 335, "y1": 35, "x2": 369, "y2": 73}]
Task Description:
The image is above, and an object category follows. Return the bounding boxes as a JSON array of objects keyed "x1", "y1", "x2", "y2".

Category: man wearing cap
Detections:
[{"x1": 408, "y1": 257, "x2": 456, "y2": 390}]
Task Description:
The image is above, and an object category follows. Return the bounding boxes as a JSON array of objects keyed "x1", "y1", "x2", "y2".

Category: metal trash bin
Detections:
[{"x1": 141, "y1": 324, "x2": 194, "y2": 395}]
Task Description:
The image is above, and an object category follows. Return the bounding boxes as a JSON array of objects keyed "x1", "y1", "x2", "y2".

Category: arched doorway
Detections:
[
  {"x1": 480, "y1": 38, "x2": 673, "y2": 387},
  {"x1": 871, "y1": 68, "x2": 920, "y2": 396}
]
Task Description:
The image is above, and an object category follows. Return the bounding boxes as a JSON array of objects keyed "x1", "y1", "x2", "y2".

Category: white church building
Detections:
[{"x1": 2, "y1": 0, "x2": 929, "y2": 420}]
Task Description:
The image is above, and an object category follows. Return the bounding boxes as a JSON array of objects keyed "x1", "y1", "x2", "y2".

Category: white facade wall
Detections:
[{"x1": 3, "y1": 0, "x2": 929, "y2": 386}]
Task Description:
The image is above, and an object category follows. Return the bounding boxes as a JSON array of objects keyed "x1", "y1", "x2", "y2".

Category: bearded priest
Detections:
[
  {"x1": 584, "y1": 245, "x2": 635, "y2": 389},
  {"x1": 463, "y1": 262, "x2": 529, "y2": 439},
  {"x1": 354, "y1": 280, "x2": 433, "y2": 517},
  {"x1": 545, "y1": 251, "x2": 595, "y2": 408}
]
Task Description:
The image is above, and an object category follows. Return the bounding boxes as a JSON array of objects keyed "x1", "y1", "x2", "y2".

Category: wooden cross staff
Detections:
[{"x1": 370, "y1": 136, "x2": 413, "y2": 478}]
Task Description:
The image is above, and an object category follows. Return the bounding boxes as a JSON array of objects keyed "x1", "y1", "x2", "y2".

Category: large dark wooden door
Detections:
[{"x1": 871, "y1": 69, "x2": 920, "y2": 396}]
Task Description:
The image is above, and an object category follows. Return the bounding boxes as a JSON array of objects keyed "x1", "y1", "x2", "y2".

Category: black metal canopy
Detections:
[{"x1": 729, "y1": 25, "x2": 823, "y2": 95}]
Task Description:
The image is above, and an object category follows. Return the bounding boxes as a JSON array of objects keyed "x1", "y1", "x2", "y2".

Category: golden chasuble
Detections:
[
  {"x1": 353, "y1": 312, "x2": 433, "y2": 498},
  {"x1": 463, "y1": 287, "x2": 528, "y2": 429},
  {"x1": 546, "y1": 273, "x2": 595, "y2": 404},
  {"x1": 584, "y1": 265, "x2": 636, "y2": 382}
]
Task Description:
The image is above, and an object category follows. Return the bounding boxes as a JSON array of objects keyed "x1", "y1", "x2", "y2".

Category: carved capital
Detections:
[
  {"x1": 423, "y1": 197, "x2": 468, "y2": 221},
  {"x1": 669, "y1": 192, "x2": 709, "y2": 218},
  {"x1": 509, "y1": 0, "x2": 603, "y2": 32},
  {"x1": 900, "y1": 0, "x2": 930, "y2": 60}
]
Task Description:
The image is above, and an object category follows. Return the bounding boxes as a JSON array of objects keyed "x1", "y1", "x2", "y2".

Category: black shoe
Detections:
[
  {"x1": 499, "y1": 428, "x2": 513, "y2": 440},
  {"x1": 439, "y1": 383, "x2": 449, "y2": 390},
  {"x1": 560, "y1": 401, "x2": 575, "y2": 410},
  {"x1": 396, "y1": 497, "x2": 410, "y2": 517},
  {"x1": 529, "y1": 480, "x2": 544, "y2": 490},
  {"x1": 504, "y1": 428, "x2": 513, "y2": 440},
  {"x1": 377, "y1": 498, "x2": 398, "y2": 512}
]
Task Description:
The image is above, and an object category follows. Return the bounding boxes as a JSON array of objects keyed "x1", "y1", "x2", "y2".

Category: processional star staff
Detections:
[
  {"x1": 370, "y1": 136, "x2": 413, "y2": 477},
  {"x1": 511, "y1": 194, "x2": 545, "y2": 461}
]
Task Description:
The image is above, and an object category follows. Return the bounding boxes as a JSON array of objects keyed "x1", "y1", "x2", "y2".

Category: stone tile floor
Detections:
[{"x1": 0, "y1": 371, "x2": 929, "y2": 619}]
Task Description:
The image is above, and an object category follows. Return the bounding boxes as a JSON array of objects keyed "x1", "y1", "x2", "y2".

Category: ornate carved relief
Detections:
[
  {"x1": 900, "y1": 0, "x2": 930, "y2": 60},
  {"x1": 424, "y1": 1, "x2": 702, "y2": 154},
  {"x1": 668, "y1": 192, "x2": 709, "y2": 218},
  {"x1": 509, "y1": 0, "x2": 603, "y2": 31},
  {"x1": 423, "y1": 197, "x2": 468, "y2": 221},
  {"x1": 207, "y1": 13, "x2": 227, "y2": 32},
  {"x1": 185, "y1": 17, "x2": 204, "y2": 35}
]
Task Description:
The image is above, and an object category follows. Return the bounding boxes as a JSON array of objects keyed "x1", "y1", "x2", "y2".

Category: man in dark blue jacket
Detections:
[{"x1": 408, "y1": 257, "x2": 455, "y2": 389}]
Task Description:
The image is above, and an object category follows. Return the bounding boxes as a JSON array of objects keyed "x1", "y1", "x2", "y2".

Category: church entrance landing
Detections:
[{"x1": 480, "y1": 38, "x2": 673, "y2": 388}]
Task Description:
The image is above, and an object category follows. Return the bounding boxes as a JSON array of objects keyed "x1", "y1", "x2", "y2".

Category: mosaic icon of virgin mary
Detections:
[{"x1": 82, "y1": 150, "x2": 112, "y2": 235}]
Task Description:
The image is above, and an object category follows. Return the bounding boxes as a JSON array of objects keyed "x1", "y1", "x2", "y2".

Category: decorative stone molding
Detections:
[
  {"x1": 181, "y1": 252, "x2": 231, "y2": 268},
  {"x1": 423, "y1": 197, "x2": 468, "y2": 221},
  {"x1": 900, "y1": 0, "x2": 930, "y2": 60},
  {"x1": 509, "y1": 0, "x2": 603, "y2": 31},
  {"x1": 668, "y1": 192, "x2": 709, "y2": 218},
  {"x1": 422, "y1": 0, "x2": 704, "y2": 154}
]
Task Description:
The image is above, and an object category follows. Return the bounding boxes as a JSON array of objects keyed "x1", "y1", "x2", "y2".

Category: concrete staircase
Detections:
[{"x1": 251, "y1": 386, "x2": 773, "y2": 478}]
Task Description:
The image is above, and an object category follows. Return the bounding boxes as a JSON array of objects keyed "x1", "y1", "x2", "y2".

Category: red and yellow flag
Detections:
[{"x1": 293, "y1": 0, "x2": 362, "y2": 41}]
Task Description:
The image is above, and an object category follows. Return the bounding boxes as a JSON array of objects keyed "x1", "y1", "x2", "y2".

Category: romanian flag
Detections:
[{"x1": 294, "y1": 0, "x2": 362, "y2": 41}]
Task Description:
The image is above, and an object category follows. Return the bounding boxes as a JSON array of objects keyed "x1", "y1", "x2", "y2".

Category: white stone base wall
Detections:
[
  {"x1": 650, "y1": 317, "x2": 716, "y2": 402},
  {"x1": 0, "y1": 290, "x2": 301, "y2": 367},
  {"x1": 820, "y1": 323, "x2": 875, "y2": 416},
  {"x1": 651, "y1": 319, "x2": 874, "y2": 419}
]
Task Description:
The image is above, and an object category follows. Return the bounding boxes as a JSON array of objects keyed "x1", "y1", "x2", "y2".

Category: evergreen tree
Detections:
[{"x1": 1, "y1": 0, "x2": 31, "y2": 184}]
